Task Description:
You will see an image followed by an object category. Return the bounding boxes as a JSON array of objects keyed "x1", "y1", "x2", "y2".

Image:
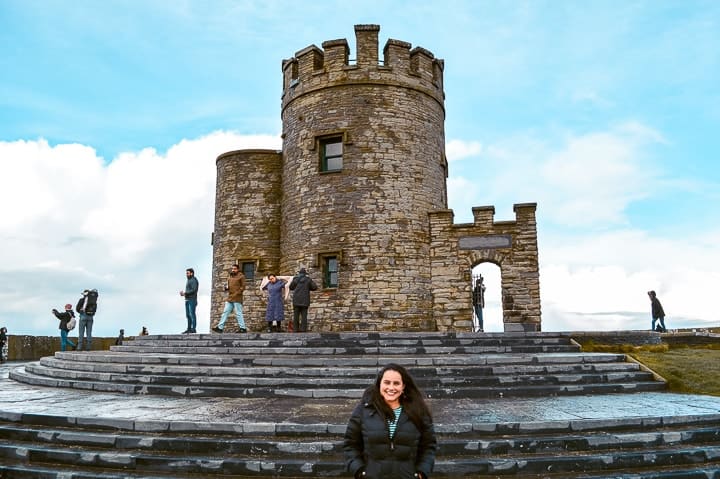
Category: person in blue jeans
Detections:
[
  {"x1": 52, "y1": 304, "x2": 76, "y2": 351},
  {"x1": 180, "y1": 267, "x2": 199, "y2": 333},
  {"x1": 213, "y1": 264, "x2": 247, "y2": 334}
]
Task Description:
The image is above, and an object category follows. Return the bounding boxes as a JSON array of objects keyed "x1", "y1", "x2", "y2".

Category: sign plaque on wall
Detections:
[{"x1": 458, "y1": 234, "x2": 512, "y2": 250}]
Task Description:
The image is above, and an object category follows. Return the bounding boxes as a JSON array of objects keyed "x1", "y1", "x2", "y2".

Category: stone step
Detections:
[
  {"x1": 123, "y1": 333, "x2": 577, "y2": 347},
  {"x1": 40, "y1": 354, "x2": 640, "y2": 378},
  {"x1": 24, "y1": 361, "x2": 657, "y2": 389},
  {"x1": 111, "y1": 344, "x2": 581, "y2": 355},
  {"x1": 3, "y1": 464, "x2": 720, "y2": 479},
  {"x1": 9, "y1": 365, "x2": 666, "y2": 398},
  {"x1": 50, "y1": 351, "x2": 626, "y2": 366},
  {"x1": 1, "y1": 436, "x2": 719, "y2": 477},
  {"x1": 3, "y1": 418, "x2": 720, "y2": 457}
]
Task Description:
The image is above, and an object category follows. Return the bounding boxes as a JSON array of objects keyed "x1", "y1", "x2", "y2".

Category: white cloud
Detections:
[
  {"x1": 446, "y1": 139, "x2": 482, "y2": 162},
  {"x1": 0, "y1": 132, "x2": 280, "y2": 337},
  {"x1": 447, "y1": 122, "x2": 666, "y2": 226}
]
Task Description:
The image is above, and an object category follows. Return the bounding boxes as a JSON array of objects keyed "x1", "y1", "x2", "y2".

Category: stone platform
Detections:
[{"x1": 1, "y1": 332, "x2": 720, "y2": 478}]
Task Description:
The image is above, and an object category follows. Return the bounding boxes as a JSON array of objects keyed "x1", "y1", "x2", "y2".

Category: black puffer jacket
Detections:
[
  {"x1": 343, "y1": 401, "x2": 436, "y2": 479},
  {"x1": 289, "y1": 272, "x2": 318, "y2": 307}
]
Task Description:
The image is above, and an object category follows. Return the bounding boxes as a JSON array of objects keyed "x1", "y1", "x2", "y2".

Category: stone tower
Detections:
[
  {"x1": 278, "y1": 24, "x2": 446, "y2": 330},
  {"x1": 211, "y1": 24, "x2": 542, "y2": 333}
]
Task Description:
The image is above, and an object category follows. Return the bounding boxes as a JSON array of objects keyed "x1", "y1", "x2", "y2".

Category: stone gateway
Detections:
[{"x1": 211, "y1": 25, "x2": 541, "y2": 333}]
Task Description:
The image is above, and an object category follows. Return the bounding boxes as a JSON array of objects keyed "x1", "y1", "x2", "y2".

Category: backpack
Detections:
[
  {"x1": 67, "y1": 316, "x2": 76, "y2": 330},
  {"x1": 85, "y1": 290, "x2": 99, "y2": 316}
]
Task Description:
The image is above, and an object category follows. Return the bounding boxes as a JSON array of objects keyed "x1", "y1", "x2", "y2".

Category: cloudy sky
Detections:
[{"x1": 1, "y1": 0, "x2": 718, "y2": 337}]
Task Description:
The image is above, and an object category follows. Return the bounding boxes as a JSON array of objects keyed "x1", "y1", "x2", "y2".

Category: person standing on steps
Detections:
[
  {"x1": 75, "y1": 289, "x2": 98, "y2": 351},
  {"x1": 648, "y1": 290, "x2": 667, "y2": 332},
  {"x1": 262, "y1": 273, "x2": 288, "y2": 332},
  {"x1": 213, "y1": 264, "x2": 247, "y2": 334},
  {"x1": 52, "y1": 303, "x2": 77, "y2": 352},
  {"x1": 289, "y1": 267, "x2": 318, "y2": 333},
  {"x1": 180, "y1": 268, "x2": 199, "y2": 334},
  {"x1": 343, "y1": 363, "x2": 437, "y2": 479}
]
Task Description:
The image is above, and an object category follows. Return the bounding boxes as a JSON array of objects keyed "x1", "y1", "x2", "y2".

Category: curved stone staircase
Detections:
[
  {"x1": 3, "y1": 332, "x2": 720, "y2": 477},
  {"x1": 1, "y1": 405, "x2": 720, "y2": 477},
  {"x1": 10, "y1": 332, "x2": 665, "y2": 398}
]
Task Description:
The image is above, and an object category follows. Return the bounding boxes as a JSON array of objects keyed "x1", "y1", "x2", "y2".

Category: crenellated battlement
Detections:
[{"x1": 281, "y1": 24, "x2": 444, "y2": 109}]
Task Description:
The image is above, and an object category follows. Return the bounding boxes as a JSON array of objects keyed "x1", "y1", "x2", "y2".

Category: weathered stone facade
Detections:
[{"x1": 211, "y1": 25, "x2": 541, "y2": 333}]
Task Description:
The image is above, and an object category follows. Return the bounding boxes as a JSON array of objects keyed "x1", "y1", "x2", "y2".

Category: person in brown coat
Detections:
[{"x1": 213, "y1": 264, "x2": 247, "y2": 333}]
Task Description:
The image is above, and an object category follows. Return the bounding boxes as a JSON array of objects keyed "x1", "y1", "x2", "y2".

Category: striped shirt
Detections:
[{"x1": 388, "y1": 406, "x2": 403, "y2": 439}]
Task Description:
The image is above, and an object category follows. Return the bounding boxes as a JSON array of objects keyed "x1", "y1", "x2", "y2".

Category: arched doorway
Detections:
[{"x1": 471, "y1": 262, "x2": 502, "y2": 332}]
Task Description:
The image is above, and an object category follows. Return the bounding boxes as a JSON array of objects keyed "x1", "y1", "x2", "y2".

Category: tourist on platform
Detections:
[
  {"x1": 262, "y1": 274, "x2": 288, "y2": 332},
  {"x1": 75, "y1": 288, "x2": 99, "y2": 351},
  {"x1": 213, "y1": 264, "x2": 246, "y2": 334},
  {"x1": 52, "y1": 304, "x2": 77, "y2": 352},
  {"x1": 343, "y1": 363, "x2": 437, "y2": 479},
  {"x1": 139, "y1": 326, "x2": 149, "y2": 336},
  {"x1": 0, "y1": 326, "x2": 7, "y2": 362},
  {"x1": 180, "y1": 268, "x2": 199, "y2": 334},
  {"x1": 648, "y1": 290, "x2": 667, "y2": 332},
  {"x1": 472, "y1": 275, "x2": 486, "y2": 332},
  {"x1": 289, "y1": 267, "x2": 318, "y2": 332},
  {"x1": 115, "y1": 329, "x2": 125, "y2": 345}
]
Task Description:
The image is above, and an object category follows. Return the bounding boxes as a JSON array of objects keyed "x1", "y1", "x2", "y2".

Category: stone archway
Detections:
[
  {"x1": 471, "y1": 261, "x2": 502, "y2": 333},
  {"x1": 429, "y1": 203, "x2": 541, "y2": 332}
]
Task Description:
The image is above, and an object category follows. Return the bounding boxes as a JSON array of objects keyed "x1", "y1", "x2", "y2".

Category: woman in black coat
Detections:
[{"x1": 343, "y1": 363, "x2": 437, "y2": 479}]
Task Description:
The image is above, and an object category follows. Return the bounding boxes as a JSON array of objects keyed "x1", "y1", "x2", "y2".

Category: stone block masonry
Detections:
[{"x1": 211, "y1": 25, "x2": 541, "y2": 333}]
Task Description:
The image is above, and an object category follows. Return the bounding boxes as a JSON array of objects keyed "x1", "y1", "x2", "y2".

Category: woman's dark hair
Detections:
[{"x1": 367, "y1": 363, "x2": 432, "y2": 429}]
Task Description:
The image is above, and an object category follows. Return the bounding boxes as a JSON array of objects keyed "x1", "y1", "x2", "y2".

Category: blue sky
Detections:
[{"x1": 1, "y1": 0, "x2": 718, "y2": 336}]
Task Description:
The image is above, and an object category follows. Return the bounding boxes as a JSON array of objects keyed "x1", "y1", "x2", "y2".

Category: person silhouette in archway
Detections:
[{"x1": 472, "y1": 276, "x2": 486, "y2": 332}]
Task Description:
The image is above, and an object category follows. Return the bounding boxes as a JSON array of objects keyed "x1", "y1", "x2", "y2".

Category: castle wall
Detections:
[
  {"x1": 211, "y1": 149, "x2": 282, "y2": 331},
  {"x1": 278, "y1": 25, "x2": 447, "y2": 331},
  {"x1": 429, "y1": 203, "x2": 541, "y2": 332},
  {"x1": 211, "y1": 25, "x2": 542, "y2": 333}
]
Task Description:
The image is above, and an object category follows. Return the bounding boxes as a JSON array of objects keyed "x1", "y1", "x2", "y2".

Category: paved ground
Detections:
[{"x1": 3, "y1": 361, "x2": 720, "y2": 431}]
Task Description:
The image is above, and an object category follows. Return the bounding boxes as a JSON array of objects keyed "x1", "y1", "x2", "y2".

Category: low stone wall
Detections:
[
  {"x1": 571, "y1": 330, "x2": 720, "y2": 348},
  {"x1": 3, "y1": 335, "x2": 124, "y2": 361}
]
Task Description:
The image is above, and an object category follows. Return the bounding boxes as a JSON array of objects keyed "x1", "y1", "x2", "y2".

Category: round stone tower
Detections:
[
  {"x1": 279, "y1": 24, "x2": 447, "y2": 330},
  {"x1": 210, "y1": 149, "x2": 282, "y2": 331}
]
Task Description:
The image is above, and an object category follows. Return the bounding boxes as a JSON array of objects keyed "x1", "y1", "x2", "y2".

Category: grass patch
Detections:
[
  {"x1": 578, "y1": 339, "x2": 720, "y2": 396},
  {"x1": 630, "y1": 348, "x2": 720, "y2": 396}
]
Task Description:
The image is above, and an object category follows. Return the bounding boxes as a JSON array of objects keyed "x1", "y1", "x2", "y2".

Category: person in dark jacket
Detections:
[
  {"x1": 289, "y1": 267, "x2": 318, "y2": 332},
  {"x1": 343, "y1": 363, "x2": 437, "y2": 479},
  {"x1": 180, "y1": 268, "x2": 199, "y2": 334},
  {"x1": 52, "y1": 304, "x2": 77, "y2": 351},
  {"x1": 648, "y1": 290, "x2": 667, "y2": 332},
  {"x1": 0, "y1": 326, "x2": 7, "y2": 362}
]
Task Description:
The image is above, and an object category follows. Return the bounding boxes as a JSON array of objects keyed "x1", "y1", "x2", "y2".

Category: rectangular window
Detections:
[
  {"x1": 320, "y1": 137, "x2": 343, "y2": 172},
  {"x1": 322, "y1": 255, "x2": 339, "y2": 288},
  {"x1": 241, "y1": 261, "x2": 255, "y2": 281}
]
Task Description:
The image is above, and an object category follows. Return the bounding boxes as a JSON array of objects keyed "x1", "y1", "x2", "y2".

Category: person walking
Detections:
[
  {"x1": 75, "y1": 289, "x2": 98, "y2": 351},
  {"x1": 52, "y1": 304, "x2": 77, "y2": 352},
  {"x1": 213, "y1": 264, "x2": 247, "y2": 333},
  {"x1": 262, "y1": 274, "x2": 288, "y2": 332},
  {"x1": 648, "y1": 290, "x2": 667, "y2": 332},
  {"x1": 180, "y1": 268, "x2": 199, "y2": 334},
  {"x1": 115, "y1": 329, "x2": 125, "y2": 345},
  {"x1": 343, "y1": 363, "x2": 437, "y2": 479},
  {"x1": 289, "y1": 267, "x2": 318, "y2": 332}
]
